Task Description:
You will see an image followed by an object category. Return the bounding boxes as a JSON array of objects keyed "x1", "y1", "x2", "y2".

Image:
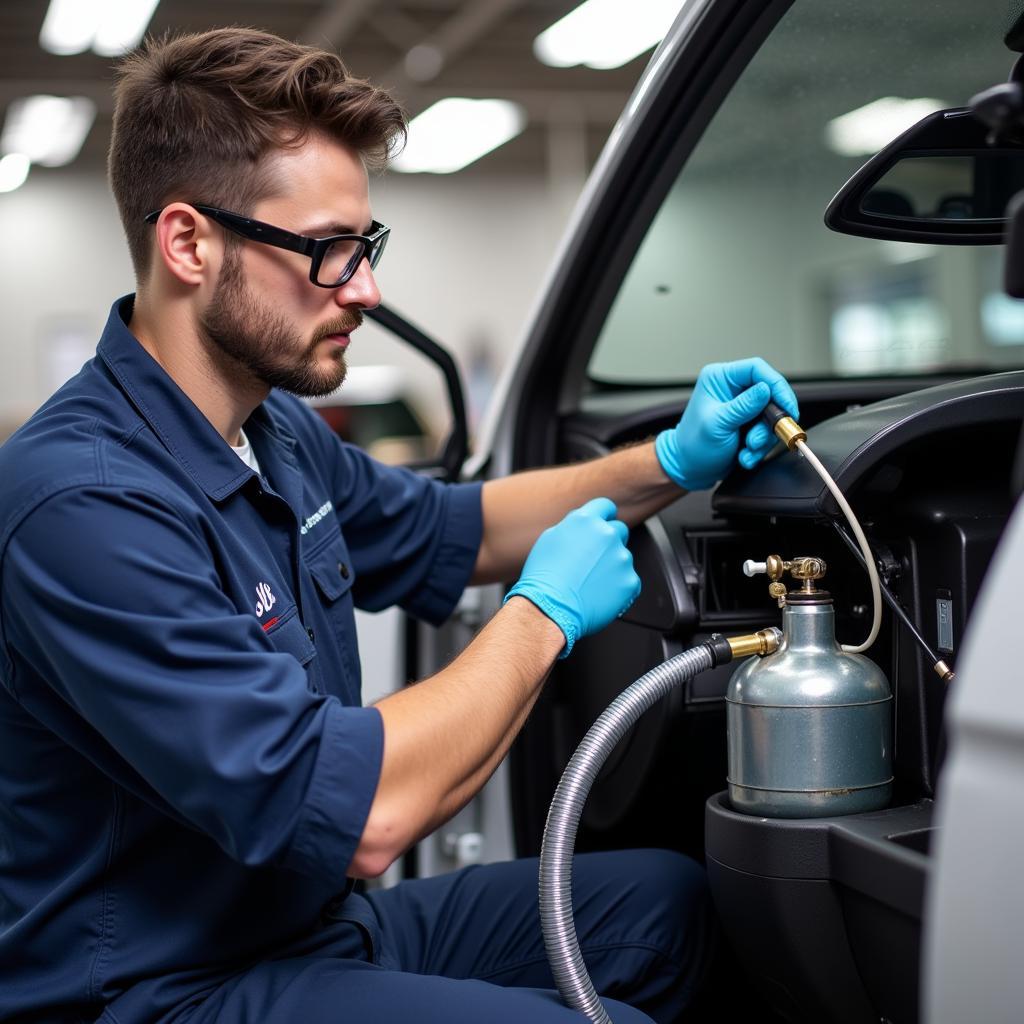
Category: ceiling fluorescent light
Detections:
[
  {"x1": 391, "y1": 98, "x2": 526, "y2": 174},
  {"x1": 39, "y1": 0, "x2": 96, "y2": 55},
  {"x1": 1, "y1": 96, "x2": 96, "y2": 168},
  {"x1": 534, "y1": 0, "x2": 680, "y2": 70},
  {"x1": 92, "y1": 0, "x2": 161, "y2": 57},
  {"x1": 826, "y1": 97, "x2": 945, "y2": 157},
  {"x1": 39, "y1": 0, "x2": 160, "y2": 57},
  {"x1": 0, "y1": 154, "x2": 31, "y2": 194}
]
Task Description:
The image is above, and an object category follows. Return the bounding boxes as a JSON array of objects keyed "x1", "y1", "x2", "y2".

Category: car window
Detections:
[{"x1": 588, "y1": 0, "x2": 1022, "y2": 384}]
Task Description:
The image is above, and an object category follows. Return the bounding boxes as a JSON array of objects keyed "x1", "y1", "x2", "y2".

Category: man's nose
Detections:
[{"x1": 335, "y1": 257, "x2": 380, "y2": 311}]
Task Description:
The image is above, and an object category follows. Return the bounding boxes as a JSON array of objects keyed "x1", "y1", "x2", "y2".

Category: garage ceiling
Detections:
[{"x1": 0, "y1": 0, "x2": 650, "y2": 179}]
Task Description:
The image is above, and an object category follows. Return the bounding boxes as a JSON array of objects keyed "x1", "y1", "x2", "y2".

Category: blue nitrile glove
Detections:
[
  {"x1": 655, "y1": 357, "x2": 800, "y2": 490},
  {"x1": 503, "y1": 497, "x2": 641, "y2": 658}
]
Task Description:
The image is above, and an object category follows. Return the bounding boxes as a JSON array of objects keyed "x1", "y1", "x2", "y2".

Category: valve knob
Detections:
[
  {"x1": 743, "y1": 554, "x2": 786, "y2": 580},
  {"x1": 744, "y1": 553, "x2": 826, "y2": 606}
]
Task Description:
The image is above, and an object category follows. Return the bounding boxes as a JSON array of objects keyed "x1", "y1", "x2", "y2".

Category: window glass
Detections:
[{"x1": 588, "y1": 0, "x2": 1024, "y2": 384}]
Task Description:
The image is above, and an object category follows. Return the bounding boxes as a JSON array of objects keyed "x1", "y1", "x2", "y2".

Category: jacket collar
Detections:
[{"x1": 97, "y1": 295, "x2": 299, "y2": 502}]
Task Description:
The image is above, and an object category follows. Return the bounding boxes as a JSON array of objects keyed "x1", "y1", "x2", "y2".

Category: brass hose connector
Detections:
[
  {"x1": 727, "y1": 627, "x2": 782, "y2": 659},
  {"x1": 762, "y1": 399, "x2": 806, "y2": 449}
]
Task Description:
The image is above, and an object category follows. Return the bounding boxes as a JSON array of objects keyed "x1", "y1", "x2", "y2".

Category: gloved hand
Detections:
[
  {"x1": 504, "y1": 497, "x2": 641, "y2": 658},
  {"x1": 655, "y1": 357, "x2": 799, "y2": 491}
]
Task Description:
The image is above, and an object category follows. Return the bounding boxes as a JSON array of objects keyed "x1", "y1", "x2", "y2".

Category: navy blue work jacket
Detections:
[{"x1": 0, "y1": 296, "x2": 483, "y2": 1022}]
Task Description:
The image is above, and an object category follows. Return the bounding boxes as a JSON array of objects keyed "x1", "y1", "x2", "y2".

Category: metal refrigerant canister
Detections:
[{"x1": 726, "y1": 555, "x2": 893, "y2": 817}]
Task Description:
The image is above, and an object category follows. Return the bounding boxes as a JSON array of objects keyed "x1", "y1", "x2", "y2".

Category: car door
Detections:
[{"x1": 465, "y1": 1, "x2": 1024, "y2": 1021}]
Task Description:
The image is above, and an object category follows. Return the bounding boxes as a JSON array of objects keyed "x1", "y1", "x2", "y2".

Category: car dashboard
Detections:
[{"x1": 509, "y1": 368, "x2": 1024, "y2": 1023}]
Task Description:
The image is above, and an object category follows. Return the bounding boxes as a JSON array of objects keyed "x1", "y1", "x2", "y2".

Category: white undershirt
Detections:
[{"x1": 231, "y1": 428, "x2": 262, "y2": 475}]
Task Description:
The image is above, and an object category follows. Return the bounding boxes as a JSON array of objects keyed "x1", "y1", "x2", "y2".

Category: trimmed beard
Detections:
[{"x1": 199, "y1": 245, "x2": 361, "y2": 398}]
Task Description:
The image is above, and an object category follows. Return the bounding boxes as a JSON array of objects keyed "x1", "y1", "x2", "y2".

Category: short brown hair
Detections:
[{"x1": 108, "y1": 27, "x2": 406, "y2": 281}]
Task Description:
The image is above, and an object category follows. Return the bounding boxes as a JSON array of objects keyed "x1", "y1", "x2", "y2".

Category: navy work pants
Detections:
[{"x1": 185, "y1": 849, "x2": 713, "y2": 1023}]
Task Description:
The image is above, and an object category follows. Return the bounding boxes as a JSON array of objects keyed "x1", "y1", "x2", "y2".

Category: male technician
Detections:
[{"x1": 0, "y1": 27, "x2": 797, "y2": 1024}]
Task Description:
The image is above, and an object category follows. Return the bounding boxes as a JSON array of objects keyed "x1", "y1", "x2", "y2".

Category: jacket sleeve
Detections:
[{"x1": 0, "y1": 483, "x2": 382, "y2": 885}]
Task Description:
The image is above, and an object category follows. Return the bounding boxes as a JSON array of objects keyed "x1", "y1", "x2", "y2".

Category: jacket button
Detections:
[
  {"x1": 338, "y1": 562, "x2": 350, "y2": 579},
  {"x1": 307, "y1": 627, "x2": 315, "y2": 643}
]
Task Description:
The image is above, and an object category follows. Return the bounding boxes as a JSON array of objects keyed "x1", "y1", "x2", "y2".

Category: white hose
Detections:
[{"x1": 794, "y1": 438, "x2": 881, "y2": 654}]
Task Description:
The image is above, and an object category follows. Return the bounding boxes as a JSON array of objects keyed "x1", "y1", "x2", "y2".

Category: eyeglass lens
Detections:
[{"x1": 317, "y1": 233, "x2": 388, "y2": 286}]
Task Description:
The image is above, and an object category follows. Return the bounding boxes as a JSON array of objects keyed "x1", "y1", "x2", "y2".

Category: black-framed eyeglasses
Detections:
[{"x1": 144, "y1": 204, "x2": 389, "y2": 288}]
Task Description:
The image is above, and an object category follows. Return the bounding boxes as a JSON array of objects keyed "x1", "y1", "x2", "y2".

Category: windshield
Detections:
[{"x1": 588, "y1": 0, "x2": 1024, "y2": 384}]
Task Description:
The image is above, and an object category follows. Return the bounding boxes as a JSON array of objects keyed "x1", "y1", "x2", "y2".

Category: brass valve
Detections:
[{"x1": 743, "y1": 554, "x2": 828, "y2": 607}]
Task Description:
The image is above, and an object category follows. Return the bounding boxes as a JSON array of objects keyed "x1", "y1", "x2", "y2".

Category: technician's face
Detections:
[{"x1": 199, "y1": 135, "x2": 381, "y2": 397}]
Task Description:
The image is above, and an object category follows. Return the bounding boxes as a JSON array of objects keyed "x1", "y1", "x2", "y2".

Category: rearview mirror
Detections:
[{"x1": 825, "y1": 108, "x2": 1024, "y2": 244}]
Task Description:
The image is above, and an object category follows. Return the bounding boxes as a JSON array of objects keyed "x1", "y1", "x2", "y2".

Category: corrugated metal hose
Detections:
[{"x1": 537, "y1": 644, "x2": 716, "y2": 1024}]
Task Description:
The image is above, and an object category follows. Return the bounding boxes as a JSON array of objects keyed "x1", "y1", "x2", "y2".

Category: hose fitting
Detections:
[
  {"x1": 704, "y1": 628, "x2": 781, "y2": 664},
  {"x1": 727, "y1": 627, "x2": 783, "y2": 659},
  {"x1": 763, "y1": 399, "x2": 806, "y2": 449}
]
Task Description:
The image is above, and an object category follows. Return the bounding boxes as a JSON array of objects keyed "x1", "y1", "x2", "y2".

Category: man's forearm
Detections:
[
  {"x1": 348, "y1": 596, "x2": 565, "y2": 878},
  {"x1": 472, "y1": 440, "x2": 681, "y2": 584}
]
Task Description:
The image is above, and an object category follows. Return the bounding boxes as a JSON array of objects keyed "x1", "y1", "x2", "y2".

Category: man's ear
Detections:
[{"x1": 150, "y1": 204, "x2": 220, "y2": 287}]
